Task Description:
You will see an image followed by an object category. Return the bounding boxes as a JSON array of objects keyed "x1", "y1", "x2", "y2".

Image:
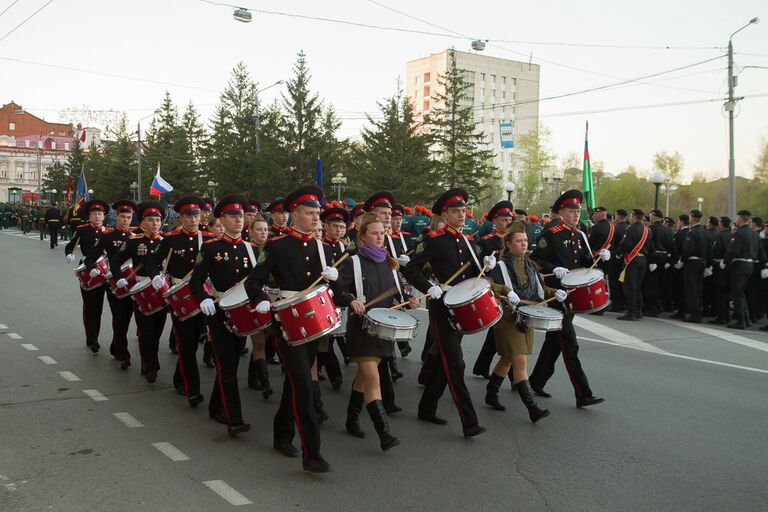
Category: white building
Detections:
[{"x1": 406, "y1": 49, "x2": 540, "y2": 188}]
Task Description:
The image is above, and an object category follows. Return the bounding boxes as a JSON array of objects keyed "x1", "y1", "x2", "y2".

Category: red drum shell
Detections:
[
  {"x1": 130, "y1": 277, "x2": 170, "y2": 315},
  {"x1": 74, "y1": 256, "x2": 109, "y2": 290},
  {"x1": 163, "y1": 280, "x2": 213, "y2": 321},
  {"x1": 109, "y1": 261, "x2": 137, "y2": 298},
  {"x1": 218, "y1": 283, "x2": 272, "y2": 336},
  {"x1": 442, "y1": 279, "x2": 502, "y2": 334},
  {"x1": 560, "y1": 268, "x2": 610, "y2": 314},
  {"x1": 272, "y1": 285, "x2": 341, "y2": 345}
]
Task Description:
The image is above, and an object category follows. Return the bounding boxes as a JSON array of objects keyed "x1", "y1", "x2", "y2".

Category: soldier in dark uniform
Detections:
[
  {"x1": 670, "y1": 214, "x2": 690, "y2": 318},
  {"x1": 65, "y1": 200, "x2": 112, "y2": 352},
  {"x1": 190, "y1": 194, "x2": 256, "y2": 436},
  {"x1": 608, "y1": 209, "x2": 629, "y2": 312},
  {"x1": 471, "y1": 200, "x2": 513, "y2": 379},
  {"x1": 528, "y1": 190, "x2": 606, "y2": 407},
  {"x1": 643, "y1": 209, "x2": 675, "y2": 317},
  {"x1": 242, "y1": 199, "x2": 261, "y2": 242},
  {"x1": 390, "y1": 203, "x2": 414, "y2": 254},
  {"x1": 680, "y1": 209, "x2": 710, "y2": 323},
  {"x1": 265, "y1": 198, "x2": 290, "y2": 238},
  {"x1": 702, "y1": 216, "x2": 719, "y2": 317},
  {"x1": 616, "y1": 209, "x2": 654, "y2": 321},
  {"x1": 345, "y1": 204, "x2": 366, "y2": 250},
  {"x1": 587, "y1": 206, "x2": 614, "y2": 300},
  {"x1": 199, "y1": 198, "x2": 214, "y2": 231},
  {"x1": 44, "y1": 203, "x2": 62, "y2": 248},
  {"x1": 109, "y1": 201, "x2": 168, "y2": 382},
  {"x1": 158, "y1": 196, "x2": 212, "y2": 407},
  {"x1": 723, "y1": 210, "x2": 761, "y2": 329},
  {"x1": 708, "y1": 216, "x2": 732, "y2": 324},
  {"x1": 759, "y1": 222, "x2": 768, "y2": 332},
  {"x1": 746, "y1": 216, "x2": 765, "y2": 324},
  {"x1": 98, "y1": 200, "x2": 138, "y2": 368},
  {"x1": 402, "y1": 188, "x2": 494, "y2": 438},
  {"x1": 244, "y1": 185, "x2": 340, "y2": 473}
]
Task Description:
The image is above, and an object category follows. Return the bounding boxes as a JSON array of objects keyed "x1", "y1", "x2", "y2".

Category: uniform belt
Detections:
[
  {"x1": 687, "y1": 256, "x2": 702, "y2": 260},
  {"x1": 48, "y1": 219, "x2": 60, "y2": 222},
  {"x1": 733, "y1": 258, "x2": 756, "y2": 263},
  {"x1": 712, "y1": 258, "x2": 723, "y2": 262},
  {"x1": 655, "y1": 250, "x2": 667, "y2": 255},
  {"x1": 637, "y1": 252, "x2": 645, "y2": 257}
]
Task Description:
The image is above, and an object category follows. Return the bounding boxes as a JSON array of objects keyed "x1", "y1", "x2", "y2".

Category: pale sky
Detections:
[{"x1": 2, "y1": 0, "x2": 766, "y2": 182}]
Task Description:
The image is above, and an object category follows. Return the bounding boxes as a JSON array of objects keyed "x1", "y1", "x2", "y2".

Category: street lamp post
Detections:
[
  {"x1": 331, "y1": 172, "x2": 347, "y2": 202},
  {"x1": 207, "y1": 181, "x2": 218, "y2": 202},
  {"x1": 661, "y1": 182, "x2": 678, "y2": 217},
  {"x1": 129, "y1": 181, "x2": 138, "y2": 201},
  {"x1": 726, "y1": 17, "x2": 759, "y2": 220},
  {"x1": 504, "y1": 182, "x2": 515, "y2": 202},
  {"x1": 50, "y1": 188, "x2": 57, "y2": 204},
  {"x1": 650, "y1": 170, "x2": 666, "y2": 210},
  {"x1": 697, "y1": 197, "x2": 704, "y2": 212}
]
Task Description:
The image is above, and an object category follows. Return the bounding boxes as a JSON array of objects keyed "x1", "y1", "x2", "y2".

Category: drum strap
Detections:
[
  {"x1": 243, "y1": 242, "x2": 256, "y2": 267},
  {"x1": 498, "y1": 261, "x2": 513, "y2": 288},
  {"x1": 352, "y1": 255, "x2": 402, "y2": 303},
  {"x1": 577, "y1": 229, "x2": 594, "y2": 257},
  {"x1": 315, "y1": 238, "x2": 328, "y2": 269},
  {"x1": 623, "y1": 226, "x2": 649, "y2": 266},
  {"x1": 462, "y1": 235, "x2": 483, "y2": 272},
  {"x1": 386, "y1": 235, "x2": 397, "y2": 258},
  {"x1": 338, "y1": 241, "x2": 345, "y2": 253},
  {"x1": 197, "y1": 231, "x2": 203, "y2": 250},
  {"x1": 591, "y1": 223, "x2": 614, "y2": 257},
  {"x1": 399, "y1": 234, "x2": 408, "y2": 253}
]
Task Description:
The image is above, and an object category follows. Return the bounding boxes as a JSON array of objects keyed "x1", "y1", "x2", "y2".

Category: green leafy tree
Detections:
[
  {"x1": 513, "y1": 124, "x2": 555, "y2": 209},
  {"x1": 425, "y1": 49, "x2": 498, "y2": 204},
  {"x1": 653, "y1": 151, "x2": 684, "y2": 183}
]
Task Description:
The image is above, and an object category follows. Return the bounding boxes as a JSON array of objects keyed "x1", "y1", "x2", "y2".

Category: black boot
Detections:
[
  {"x1": 367, "y1": 400, "x2": 400, "y2": 451},
  {"x1": 485, "y1": 373, "x2": 506, "y2": 411},
  {"x1": 313, "y1": 381, "x2": 329, "y2": 424},
  {"x1": 389, "y1": 358, "x2": 404, "y2": 382},
  {"x1": 256, "y1": 359, "x2": 273, "y2": 399},
  {"x1": 513, "y1": 380, "x2": 550, "y2": 423},
  {"x1": 345, "y1": 389, "x2": 366, "y2": 438},
  {"x1": 248, "y1": 358, "x2": 263, "y2": 390}
]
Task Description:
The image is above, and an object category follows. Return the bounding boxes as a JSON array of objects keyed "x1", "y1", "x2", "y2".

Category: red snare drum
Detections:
[
  {"x1": 164, "y1": 279, "x2": 213, "y2": 321},
  {"x1": 108, "y1": 260, "x2": 137, "y2": 298},
  {"x1": 74, "y1": 256, "x2": 109, "y2": 290},
  {"x1": 442, "y1": 278, "x2": 502, "y2": 334},
  {"x1": 218, "y1": 283, "x2": 272, "y2": 336},
  {"x1": 272, "y1": 285, "x2": 341, "y2": 346},
  {"x1": 130, "y1": 276, "x2": 170, "y2": 315},
  {"x1": 560, "y1": 268, "x2": 610, "y2": 313}
]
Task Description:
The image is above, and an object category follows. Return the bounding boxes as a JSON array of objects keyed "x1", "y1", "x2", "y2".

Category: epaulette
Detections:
[
  {"x1": 129, "y1": 234, "x2": 144, "y2": 239},
  {"x1": 201, "y1": 230, "x2": 214, "y2": 237},
  {"x1": 76, "y1": 223, "x2": 90, "y2": 229},
  {"x1": 103, "y1": 227, "x2": 114, "y2": 233},
  {"x1": 481, "y1": 233, "x2": 494, "y2": 240},
  {"x1": 548, "y1": 225, "x2": 564, "y2": 234},
  {"x1": 427, "y1": 229, "x2": 444, "y2": 238},
  {"x1": 465, "y1": 234, "x2": 475, "y2": 241},
  {"x1": 401, "y1": 231, "x2": 411, "y2": 235},
  {"x1": 203, "y1": 238, "x2": 219, "y2": 244},
  {"x1": 269, "y1": 234, "x2": 287, "y2": 241}
]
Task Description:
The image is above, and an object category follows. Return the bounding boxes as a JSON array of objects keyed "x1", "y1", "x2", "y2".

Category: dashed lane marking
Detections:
[
  {"x1": 82, "y1": 389, "x2": 108, "y2": 401},
  {"x1": 37, "y1": 356, "x2": 57, "y2": 364},
  {"x1": 656, "y1": 318, "x2": 768, "y2": 354},
  {"x1": 0, "y1": 324, "x2": 8, "y2": 330},
  {"x1": 152, "y1": 442, "x2": 190, "y2": 462},
  {"x1": 21, "y1": 344, "x2": 38, "y2": 351},
  {"x1": 113, "y1": 412, "x2": 144, "y2": 428},
  {"x1": 203, "y1": 480, "x2": 253, "y2": 506},
  {"x1": 7, "y1": 333, "x2": 22, "y2": 340},
  {"x1": 58, "y1": 371, "x2": 81, "y2": 382},
  {"x1": 573, "y1": 316, "x2": 668, "y2": 354}
]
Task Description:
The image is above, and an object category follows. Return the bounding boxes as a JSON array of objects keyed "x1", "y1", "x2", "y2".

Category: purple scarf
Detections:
[{"x1": 358, "y1": 243, "x2": 388, "y2": 263}]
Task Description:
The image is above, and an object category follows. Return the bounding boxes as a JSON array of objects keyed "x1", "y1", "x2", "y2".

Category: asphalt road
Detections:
[{"x1": 1, "y1": 228, "x2": 767, "y2": 511}]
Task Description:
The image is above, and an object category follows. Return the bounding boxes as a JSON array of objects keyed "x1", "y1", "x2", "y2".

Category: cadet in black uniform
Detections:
[
  {"x1": 44, "y1": 203, "x2": 62, "y2": 249},
  {"x1": 190, "y1": 194, "x2": 255, "y2": 436},
  {"x1": 723, "y1": 210, "x2": 761, "y2": 329},
  {"x1": 616, "y1": 209, "x2": 654, "y2": 321},
  {"x1": 242, "y1": 199, "x2": 261, "y2": 242},
  {"x1": 528, "y1": 190, "x2": 606, "y2": 407},
  {"x1": 643, "y1": 209, "x2": 675, "y2": 317},
  {"x1": 709, "y1": 216, "x2": 732, "y2": 324},
  {"x1": 402, "y1": 188, "x2": 494, "y2": 438},
  {"x1": 588, "y1": 207, "x2": 614, "y2": 277},
  {"x1": 158, "y1": 196, "x2": 212, "y2": 407},
  {"x1": 265, "y1": 198, "x2": 290, "y2": 238},
  {"x1": 110, "y1": 201, "x2": 167, "y2": 382},
  {"x1": 608, "y1": 209, "x2": 629, "y2": 312},
  {"x1": 702, "y1": 216, "x2": 719, "y2": 317},
  {"x1": 471, "y1": 200, "x2": 514, "y2": 379},
  {"x1": 65, "y1": 199, "x2": 111, "y2": 352},
  {"x1": 244, "y1": 185, "x2": 340, "y2": 473},
  {"x1": 345, "y1": 204, "x2": 366, "y2": 250},
  {"x1": 681, "y1": 209, "x2": 709, "y2": 323},
  {"x1": 389, "y1": 202, "x2": 415, "y2": 362},
  {"x1": 669, "y1": 214, "x2": 690, "y2": 318},
  {"x1": 98, "y1": 200, "x2": 138, "y2": 368}
]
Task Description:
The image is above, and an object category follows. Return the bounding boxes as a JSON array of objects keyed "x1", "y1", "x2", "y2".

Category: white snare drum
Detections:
[
  {"x1": 515, "y1": 305, "x2": 563, "y2": 332},
  {"x1": 363, "y1": 308, "x2": 419, "y2": 342}
]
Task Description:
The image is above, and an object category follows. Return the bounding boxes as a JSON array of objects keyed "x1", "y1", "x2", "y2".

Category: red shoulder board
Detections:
[
  {"x1": 103, "y1": 227, "x2": 114, "y2": 233},
  {"x1": 200, "y1": 230, "x2": 214, "y2": 237},
  {"x1": 129, "y1": 234, "x2": 144, "y2": 239},
  {"x1": 203, "y1": 238, "x2": 219, "y2": 244},
  {"x1": 465, "y1": 234, "x2": 475, "y2": 241},
  {"x1": 481, "y1": 233, "x2": 494, "y2": 240},
  {"x1": 77, "y1": 223, "x2": 90, "y2": 229},
  {"x1": 548, "y1": 225, "x2": 563, "y2": 234},
  {"x1": 401, "y1": 231, "x2": 411, "y2": 235},
  {"x1": 427, "y1": 229, "x2": 445, "y2": 238},
  {"x1": 269, "y1": 234, "x2": 287, "y2": 241}
]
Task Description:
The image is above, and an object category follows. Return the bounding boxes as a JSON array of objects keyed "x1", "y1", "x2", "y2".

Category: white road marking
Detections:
[
  {"x1": 152, "y1": 442, "x2": 190, "y2": 462},
  {"x1": 58, "y1": 371, "x2": 81, "y2": 382},
  {"x1": 573, "y1": 316, "x2": 669, "y2": 354},
  {"x1": 113, "y1": 412, "x2": 144, "y2": 428},
  {"x1": 38, "y1": 355, "x2": 57, "y2": 364},
  {"x1": 579, "y1": 336, "x2": 768, "y2": 375},
  {"x1": 656, "y1": 318, "x2": 768, "y2": 353},
  {"x1": 203, "y1": 480, "x2": 253, "y2": 506},
  {"x1": 0, "y1": 324, "x2": 8, "y2": 330},
  {"x1": 7, "y1": 333, "x2": 22, "y2": 340},
  {"x1": 82, "y1": 389, "x2": 108, "y2": 401},
  {"x1": 21, "y1": 344, "x2": 38, "y2": 351}
]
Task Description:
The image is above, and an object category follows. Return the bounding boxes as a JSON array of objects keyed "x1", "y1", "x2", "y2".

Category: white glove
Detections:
[
  {"x1": 152, "y1": 274, "x2": 166, "y2": 290},
  {"x1": 719, "y1": 261, "x2": 726, "y2": 270},
  {"x1": 553, "y1": 267, "x2": 569, "y2": 279},
  {"x1": 506, "y1": 290, "x2": 520, "y2": 307},
  {"x1": 66, "y1": 254, "x2": 75, "y2": 264},
  {"x1": 116, "y1": 278, "x2": 129, "y2": 288},
  {"x1": 89, "y1": 268, "x2": 101, "y2": 278},
  {"x1": 761, "y1": 268, "x2": 768, "y2": 279},
  {"x1": 554, "y1": 289, "x2": 568, "y2": 302},
  {"x1": 200, "y1": 298, "x2": 216, "y2": 316},
  {"x1": 427, "y1": 285, "x2": 443, "y2": 300},
  {"x1": 599, "y1": 248, "x2": 611, "y2": 262},
  {"x1": 703, "y1": 266, "x2": 713, "y2": 278},
  {"x1": 674, "y1": 260, "x2": 684, "y2": 270},
  {"x1": 483, "y1": 255, "x2": 497, "y2": 270},
  {"x1": 255, "y1": 300, "x2": 271, "y2": 314},
  {"x1": 321, "y1": 266, "x2": 339, "y2": 282},
  {"x1": 649, "y1": 263, "x2": 658, "y2": 272},
  {"x1": 664, "y1": 263, "x2": 671, "y2": 270},
  {"x1": 397, "y1": 254, "x2": 410, "y2": 266}
]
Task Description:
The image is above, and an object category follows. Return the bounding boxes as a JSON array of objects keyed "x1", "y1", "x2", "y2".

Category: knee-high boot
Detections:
[
  {"x1": 366, "y1": 400, "x2": 399, "y2": 451},
  {"x1": 485, "y1": 373, "x2": 506, "y2": 411},
  {"x1": 345, "y1": 389, "x2": 366, "y2": 438},
  {"x1": 513, "y1": 380, "x2": 550, "y2": 423}
]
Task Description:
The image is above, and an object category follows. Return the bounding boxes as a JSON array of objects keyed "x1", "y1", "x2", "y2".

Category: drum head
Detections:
[
  {"x1": 366, "y1": 308, "x2": 418, "y2": 328},
  {"x1": 560, "y1": 268, "x2": 604, "y2": 287},
  {"x1": 273, "y1": 284, "x2": 328, "y2": 310},
  {"x1": 443, "y1": 278, "x2": 489, "y2": 307},
  {"x1": 517, "y1": 305, "x2": 563, "y2": 319},
  {"x1": 129, "y1": 278, "x2": 151, "y2": 294},
  {"x1": 120, "y1": 259, "x2": 133, "y2": 271},
  {"x1": 219, "y1": 283, "x2": 248, "y2": 308},
  {"x1": 75, "y1": 263, "x2": 87, "y2": 272},
  {"x1": 163, "y1": 281, "x2": 187, "y2": 297}
]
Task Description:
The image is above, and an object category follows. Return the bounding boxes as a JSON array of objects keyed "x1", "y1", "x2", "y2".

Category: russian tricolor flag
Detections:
[{"x1": 150, "y1": 164, "x2": 173, "y2": 197}]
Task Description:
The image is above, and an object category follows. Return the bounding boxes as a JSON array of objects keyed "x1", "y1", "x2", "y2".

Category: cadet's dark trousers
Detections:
[
  {"x1": 81, "y1": 285, "x2": 106, "y2": 347},
  {"x1": 207, "y1": 310, "x2": 246, "y2": 426},
  {"x1": 378, "y1": 357, "x2": 396, "y2": 407},
  {"x1": 472, "y1": 328, "x2": 496, "y2": 375},
  {"x1": 673, "y1": 267, "x2": 687, "y2": 313},
  {"x1": 642, "y1": 262, "x2": 662, "y2": 313},
  {"x1": 710, "y1": 266, "x2": 728, "y2": 320},
  {"x1": 661, "y1": 265, "x2": 676, "y2": 311},
  {"x1": 746, "y1": 267, "x2": 762, "y2": 322},
  {"x1": 172, "y1": 313, "x2": 206, "y2": 398},
  {"x1": 273, "y1": 332, "x2": 322, "y2": 460},
  {"x1": 134, "y1": 306, "x2": 167, "y2": 375},
  {"x1": 106, "y1": 290, "x2": 133, "y2": 361},
  {"x1": 318, "y1": 336, "x2": 343, "y2": 384},
  {"x1": 622, "y1": 256, "x2": 646, "y2": 316},
  {"x1": 418, "y1": 300, "x2": 479, "y2": 430},
  {"x1": 48, "y1": 224, "x2": 59, "y2": 248},
  {"x1": 683, "y1": 259, "x2": 706, "y2": 316},
  {"x1": 529, "y1": 304, "x2": 594, "y2": 399},
  {"x1": 608, "y1": 256, "x2": 625, "y2": 310},
  {"x1": 729, "y1": 261, "x2": 753, "y2": 323}
]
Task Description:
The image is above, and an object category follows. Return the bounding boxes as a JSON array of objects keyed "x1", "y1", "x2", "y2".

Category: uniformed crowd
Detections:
[{"x1": 55, "y1": 181, "x2": 768, "y2": 474}]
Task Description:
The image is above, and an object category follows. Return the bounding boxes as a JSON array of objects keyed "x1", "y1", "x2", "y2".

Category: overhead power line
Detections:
[
  {"x1": 0, "y1": 0, "x2": 20, "y2": 19},
  {"x1": 0, "y1": 0, "x2": 56, "y2": 44}
]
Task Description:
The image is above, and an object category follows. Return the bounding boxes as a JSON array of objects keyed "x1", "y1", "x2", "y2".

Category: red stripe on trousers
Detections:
[
  {"x1": 210, "y1": 335, "x2": 233, "y2": 425},
  {"x1": 431, "y1": 313, "x2": 466, "y2": 425},
  {"x1": 173, "y1": 323, "x2": 189, "y2": 396},
  {"x1": 272, "y1": 337, "x2": 309, "y2": 461}
]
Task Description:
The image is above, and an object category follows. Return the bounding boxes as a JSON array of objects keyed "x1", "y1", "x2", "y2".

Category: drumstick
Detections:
[
  {"x1": 534, "y1": 289, "x2": 574, "y2": 307},
  {"x1": 471, "y1": 250, "x2": 497, "y2": 289},
  {"x1": 444, "y1": 261, "x2": 472, "y2": 287},
  {"x1": 363, "y1": 287, "x2": 398, "y2": 310},
  {"x1": 389, "y1": 292, "x2": 430, "y2": 310},
  {"x1": 588, "y1": 257, "x2": 600, "y2": 271}
]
